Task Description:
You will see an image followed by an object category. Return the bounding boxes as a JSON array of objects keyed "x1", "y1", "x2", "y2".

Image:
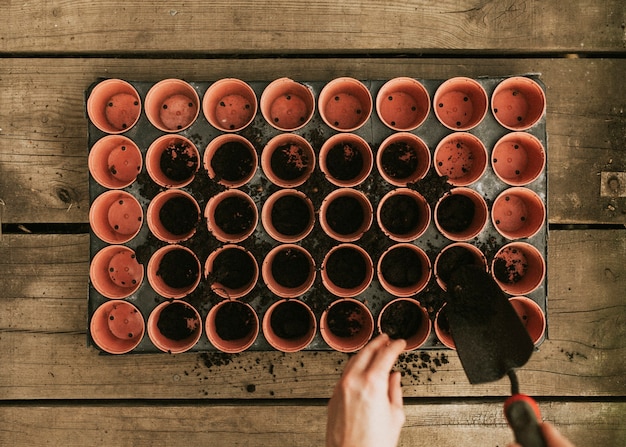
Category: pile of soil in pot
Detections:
[
  {"x1": 270, "y1": 301, "x2": 312, "y2": 339},
  {"x1": 380, "y1": 246, "x2": 423, "y2": 287},
  {"x1": 380, "y1": 142, "x2": 419, "y2": 180},
  {"x1": 380, "y1": 300, "x2": 423, "y2": 340},
  {"x1": 271, "y1": 143, "x2": 310, "y2": 180},
  {"x1": 380, "y1": 195, "x2": 421, "y2": 235},
  {"x1": 326, "y1": 247, "x2": 367, "y2": 289},
  {"x1": 214, "y1": 301, "x2": 256, "y2": 341},
  {"x1": 271, "y1": 248, "x2": 310, "y2": 288},
  {"x1": 160, "y1": 141, "x2": 198, "y2": 182},
  {"x1": 157, "y1": 302, "x2": 199, "y2": 340},
  {"x1": 327, "y1": 300, "x2": 364, "y2": 338},
  {"x1": 157, "y1": 249, "x2": 199, "y2": 289},
  {"x1": 436, "y1": 194, "x2": 475, "y2": 233},
  {"x1": 270, "y1": 195, "x2": 311, "y2": 236},
  {"x1": 210, "y1": 248, "x2": 256, "y2": 290},
  {"x1": 436, "y1": 246, "x2": 477, "y2": 284},
  {"x1": 493, "y1": 253, "x2": 528, "y2": 284},
  {"x1": 159, "y1": 195, "x2": 199, "y2": 235},
  {"x1": 325, "y1": 195, "x2": 365, "y2": 235},
  {"x1": 326, "y1": 143, "x2": 363, "y2": 181},
  {"x1": 214, "y1": 196, "x2": 256, "y2": 235},
  {"x1": 211, "y1": 141, "x2": 255, "y2": 182}
]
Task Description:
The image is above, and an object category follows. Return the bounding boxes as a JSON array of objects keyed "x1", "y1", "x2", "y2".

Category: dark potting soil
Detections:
[
  {"x1": 380, "y1": 246, "x2": 423, "y2": 287},
  {"x1": 326, "y1": 143, "x2": 363, "y2": 181},
  {"x1": 493, "y1": 255, "x2": 527, "y2": 284},
  {"x1": 380, "y1": 300, "x2": 423, "y2": 340},
  {"x1": 270, "y1": 143, "x2": 310, "y2": 181},
  {"x1": 271, "y1": 248, "x2": 310, "y2": 288},
  {"x1": 436, "y1": 194, "x2": 475, "y2": 233},
  {"x1": 159, "y1": 195, "x2": 199, "y2": 236},
  {"x1": 214, "y1": 301, "x2": 256, "y2": 341},
  {"x1": 157, "y1": 302, "x2": 199, "y2": 341},
  {"x1": 211, "y1": 141, "x2": 255, "y2": 182},
  {"x1": 214, "y1": 196, "x2": 256, "y2": 235},
  {"x1": 325, "y1": 195, "x2": 365, "y2": 235},
  {"x1": 326, "y1": 247, "x2": 367, "y2": 289},
  {"x1": 270, "y1": 195, "x2": 311, "y2": 236},
  {"x1": 408, "y1": 169, "x2": 452, "y2": 204},
  {"x1": 211, "y1": 247, "x2": 256, "y2": 289},
  {"x1": 160, "y1": 142, "x2": 199, "y2": 182},
  {"x1": 379, "y1": 194, "x2": 421, "y2": 235},
  {"x1": 270, "y1": 301, "x2": 312, "y2": 339},
  {"x1": 157, "y1": 248, "x2": 199, "y2": 289},
  {"x1": 326, "y1": 300, "x2": 364, "y2": 338},
  {"x1": 380, "y1": 142, "x2": 419, "y2": 180},
  {"x1": 436, "y1": 246, "x2": 476, "y2": 284}
]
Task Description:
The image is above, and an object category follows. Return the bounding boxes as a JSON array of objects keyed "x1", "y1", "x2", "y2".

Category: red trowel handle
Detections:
[{"x1": 504, "y1": 394, "x2": 546, "y2": 447}]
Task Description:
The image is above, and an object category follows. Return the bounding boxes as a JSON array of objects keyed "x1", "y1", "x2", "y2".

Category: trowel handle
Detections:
[{"x1": 504, "y1": 394, "x2": 546, "y2": 447}]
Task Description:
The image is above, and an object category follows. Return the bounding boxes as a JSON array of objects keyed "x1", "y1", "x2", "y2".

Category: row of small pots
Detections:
[{"x1": 87, "y1": 76, "x2": 546, "y2": 134}]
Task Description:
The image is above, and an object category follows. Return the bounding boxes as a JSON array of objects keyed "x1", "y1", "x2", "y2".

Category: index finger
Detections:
[{"x1": 366, "y1": 336, "x2": 406, "y2": 376}]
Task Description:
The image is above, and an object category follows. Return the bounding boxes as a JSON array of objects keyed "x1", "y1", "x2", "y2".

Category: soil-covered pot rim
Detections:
[
  {"x1": 145, "y1": 134, "x2": 200, "y2": 188},
  {"x1": 262, "y1": 298, "x2": 317, "y2": 353},
  {"x1": 260, "y1": 133, "x2": 316, "y2": 188},
  {"x1": 206, "y1": 299, "x2": 260, "y2": 353},
  {"x1": 147, "y1": 300, "x2": 202, "y2": 354},
  {"x1": 204, "y1": 133, "x2": 258, "y2": 188},
  {"x1": 204, "y1": 244, "x2": 259, "y2": 299},
  {"x1": 90, "y1": 300, "x2": 145, "y2": 354}
]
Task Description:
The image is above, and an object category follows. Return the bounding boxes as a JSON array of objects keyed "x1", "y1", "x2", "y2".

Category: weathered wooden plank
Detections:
[
  {"x1": 0, "y1": 402, "x2": 623, "y2": 447},
  {"x1": 1, "y1": 231, "x2": 624, "y2": 399},
  {"x1": 0, "y1": 57, "x2": 624, "y2": 224}
]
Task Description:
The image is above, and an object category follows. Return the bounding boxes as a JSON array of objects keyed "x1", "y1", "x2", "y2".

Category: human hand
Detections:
[
  {"x1": 326, "y1": 333, "x2": 407, "y2": 447},
  {"x1": 507, "y1": 422, "x2": 576, "y2": 447}
]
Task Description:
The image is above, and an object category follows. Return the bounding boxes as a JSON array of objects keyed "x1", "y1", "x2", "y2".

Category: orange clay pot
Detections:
[
  {"x1": 260, "y1": 78, "x2": 315, "y2": 131},
  {"x1": 89, "y1": 190, "x2": 143, "y2": 244},
  {"x1": 144, "y1": 79, "x2": 200, "y2": 132},
  {"x1": 90, "y1": 300, "x2": 145, "y2": 354},
  {"x1": 376, "y1": 77, "x2": 430, "y2": 131},
  {"x1": 318, "y1": 77, "x2": 372, "y2": 132},
  {"x1": 491, "y1": 77, "x2": 546, "y2": 131},
  {"x1": 203, "y1": 78, "x2": 257, "y2": 132},
  {"x1": 434, "y1": 132, "x2": 488, "y2": 186},
  {"x1": 87, "y1": 79, "x2": 141, "y2": 134},
  {"x1": 90, "y1": 245, "x2": 144, "y2": 299},
  {"x1": 433, "y1": 77, "x2": 488, "y2": 131},
  {"x1": 88, "y1": 135, "x2": 142, "y2": 189},
  {"x1": 320, "y1": 298, "x2": 374, "y2": 353}
]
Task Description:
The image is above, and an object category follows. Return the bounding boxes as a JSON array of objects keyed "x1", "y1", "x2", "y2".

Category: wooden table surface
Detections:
[{"x1": 1, "y1": 1, "x2": 625, "y2": 446}]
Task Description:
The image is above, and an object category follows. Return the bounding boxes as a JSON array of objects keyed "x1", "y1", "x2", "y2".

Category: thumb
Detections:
[{"x1": 388, "y1": 370, "x2": 404, "y2": 409}]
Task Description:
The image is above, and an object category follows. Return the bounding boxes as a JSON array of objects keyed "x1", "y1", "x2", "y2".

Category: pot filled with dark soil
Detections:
[
  {"x1": 492, "y1": 242, "x2": 545, "y2": 295},
  {"x1": 148, "y1": 300, "x2": 202, "y2": 353},
  {"x1": 206, "y1": 300, "x2": 259, "y2": 353},
  {"x1": 377, "y1": 188, "x2": 430, "y2": 242},
  {"x1": 378, "y1": 298, "x2": 431, "y2": 350},
  {"x1": 434, "y1": 242, "x2": 487, "y2": 290},
  {"x1": 320, "y1": 298, "x2": 374, "y2": 352},
  {"x1": 262, "y1": 189, "x2": 315, "y2": 242},
  {"x1": 319, "y1": 188, "x2": 372, "y2": 242},
  {"x1": 148, "y1": 245, "x2": 201, "y2": 299},
  {"x1": 147, "y1": 189, "x2": 200, "y2": 243},
  {"x1": 434, "y1": 303, "x2": 456, "y2": 349},
  {"x1": 261, "y1": 133, "x2": 315, "y2": 188},
  {"x1": 146, "y1": 135, "x2": 200, "y2": 187},
  {"x1": 320, "y1": 133, "x2": 373, "y2": 187},
  {"x1": 263, "y1": 299, "x2": 316, "y2": 352},
  {"x1": 205, "y1": 244, "x2": 258, "y2": 299},
  {"x1": 262, "y1": 245, "x2": 315, "y2": 298},
  {"x1": 377, "y1": 243, "x2": 430, "y2": 296},
  {"x1": 206, "y1": 189, "x2": 258, "y2": 243},
  {"x1": 205, "y1": 134, "x2": 258, "y2": 187},
  {"x1": 434, "y1": 187, "x2": 488, "y2": 241},
  {"x1": 377, "y1": 132, "x2": 430, "y2": 186},
  {"x1": 321, "y1": 243, "x2": 374, "y2": 297}
]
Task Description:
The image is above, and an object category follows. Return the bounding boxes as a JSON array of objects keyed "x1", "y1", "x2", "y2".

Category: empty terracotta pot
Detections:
[
  {"x1": 204, "y1": 134, "x2": 258, "y2": 188},
  {"x1": 205, "y1": 189, "x2": 258, "y2": 243},
  {"x1": 147, "y1": 189, "x2": 200, "y2": 243},
  {"x1": 146, "y1": 135, "x2": 200, "y2": 188},
  {"x1": 492, "y1": 187, "x2": 545, "y2": 239},
  {"x1": 434, "y1": 187, "x2": 488, "y2": 241},
  {"x1": 90, "y1": 245, "x2": 144, "y2": 299},
  {"x1": 318, "y1": 77, "x2": 372, "y2": 132},
  {"x1": 261, "y1": 189, "x2": 315, "y2": 243},
  {"x1": 376, "y1": 77, "x2": 430, "y2": 131},
  {"x1": 377, "y1": 188, "x2": 431, "y2": 242},
  {"x1": 377, "y1": 243, "x2": 431, "y2": 297},
  {"x1": 321, "y1": 243, "x2": 374, "y2": 297},
  {"x1": 376, "y1": 133, "x2": 431, "y2": 186},
  {"x1": 260, "y1": 78, "x2": 316, "y2": 131},
  {"x1": 145, "y1": 79, "x2": 200, "y2": 132},
  {"x1": 203, "y1": 78, "x2": 257, "y2": 132},
  {"x1": 319, "y1": 133, "x2": 373, "y2": 187},
  {"x1": 147, "y1": 300, "x2": 202, "y2": 353},
  {"x1": 492, "y1": 242, "x2": 545, "y2": 295},
  {"x1": 509, "y1": 296, "x2": 546, "y2": 345},
  {"x1": 262, "y1": 299, "x2": 317, "y2": 352},
  {"x1": 434, "y1": 303, "x2": 455, "y2": 349},
  {"x1": 147, "y1": 245, "x2": 201, "y2": 299},
  {"x1": 205, "y1": 244, "x2": 259, "y2": 299},
  {"x1": 90, "y1": 300, "x2": 145, "y2": 354},
  {"x1": 433, "y1": 77, "x2": 488, "y2": 131},
  {"x1": 261, "y1": 133, "x2": 315, "y2": 188},
  {"x1": 492, "y1": 77, "x2": 546, "y2": 131},
  {"x1": 319, "y1": 188, "x2": 373, "y2": 242},
  {"x1": 88, "y1": 135, "x2": 142, "y2": 189},
  {"x1": 206, "y1": 299, "x2": 259, "y2": 353},
  {"x1": 320, "y1": 298, "x2": 374, "y2": 352},
  {"x1": 434, "y1": 132, "x2": 488, "y2": 186},
  {"x1": 434, "y1": 242, "x2": 487, "y2": 291},
  {"x1": 492, "y1": 132, "x2": 546, "y2": 186},
  {"x1": 262, "y1": 244, "x2": 316, "y2": 298},
  {"x1": 377, "y1": 298, "x2": 431, "y2": 350},
  {"x1": 89, "y1": 190, "x2": 143, "y2": 244},
  {"x1": 87, "y1": 79, "x2": 141, "y2": 134}
]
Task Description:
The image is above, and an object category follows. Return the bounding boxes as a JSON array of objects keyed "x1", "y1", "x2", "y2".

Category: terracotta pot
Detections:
[
  {"x1": 260, "y1": 133, "x2": 315, "y2": 188},
  {"x1": 492, "y1": 242, "x2": 545, "y2": 295},
  {"x1": 434, "y1": 242, "x2": 487, "y2": 291},
  {"x1": 320, "y1": 298, "x2": 374, "y2": 352},
  {"x1": 88, "y1": 135, "x2": 142, "y2": 189},
  {"x1": 147, "y1": 189, "x2": 200, "y2": 243},
  {"x1": 319, "y1": 188, "x2": 373, "y2": 242},
  {"x1": 205, "y1": 189, "x2": 258, "y2": 243},
  {"x1": 377, "y1": 188, "x2": 431, "y2": 242},
  {"x1": 434, "y1": 303, "x2": 456, "y2": 349},
  {"x1": 87, "y1": 79, "x2": 141, "y2": 134},
  {"x1": 206, "y1": 300, "x2": 259, "y2": 353},
  {"x1": 492, "y1": 132, "x2": 546, "y2": 186},
  {"x1": 205, "y1": 244, "x2": 259, "y2": 299},
  {"x1": 262, "y1": 299, "x2": 317, "y2": 352},
  {"x1": 318, "y1": 77, "x2": 372, "y2": 132},
  {"x1": 262, "y1": 244, "x2": 316, "y2": 298},
  {"x1": 260, "y1": 78, "x2": 315, "y2": 131},
  {"x1": 434, "y1": 132, "x2": 488, "y2": 186},
  {"x1": 433, "y1": 77, "x2": 488, "y2": 131},
  {"x1": 90, "y1": 245, "x2": 144, "y2": 299},
  {"x1": 261, "y1": 189, "x2": 315, "y2": 243},
  {"x1": 147, "y1": 245, "x2": 201, "y2": 299},
  {"x1": 146, "y1": 135, "x2": 200, "y2": 188},
  {"x1": 321, "y1": 243, "x2": 374, "y2": 297},
  {"x1": 492, "y1": 77, "x2": 546, "y2": 131},
  {"x1": 203, "y1": 78, "x2": 257, "y2": 132},
  {"x1": 90, "y1": 300, "x2": 145, "y2": 354},
  {"x1": 147, "y1": 300, "x2": 202, "y2": 353},
  {"x1": 492, "y1": 187, "x2": 545, "y2": 239},
  {"x1": 509, "y1": 296, "x2": 546, "y2": 345},
  {"x1": 434, "y1": 187, "x2": 488, "y2": 241},
  {"x1": 319, "y1": 133, "x2": 373, "y2": 187},
  {"x1": 377, "y1": 243, "x2": 431, "y2": 297},
  {"x1": 204, "y1": 134, "x2": 258, "y2": 188},
  {"x1": 89, "y1": 190, "x2": 143, "y2": 244},
  {"x1": 376, "y1": 77, "x2": 430, "y2": 131},
  {"x1": 376, "y1": 133, "x2": 431, "y2": 186},
  {"x1": 145, "y1": 79, "x2": 200, "y2": 132},
  {"x1": 377, "y1": 298, "x2": 431, "y2": 350}
]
